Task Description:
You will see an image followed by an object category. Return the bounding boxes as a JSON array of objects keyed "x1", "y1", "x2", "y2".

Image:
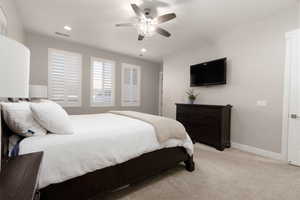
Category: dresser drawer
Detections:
[
  {"x1": 181, "y1": 121, "x2": 221, "y2": 143},
  {"x1": 177, "y1": 106, "x2": 221, "y2": 120},
  {"x1": 177, "y1": 115, "x2": 220, "y2": 126}
]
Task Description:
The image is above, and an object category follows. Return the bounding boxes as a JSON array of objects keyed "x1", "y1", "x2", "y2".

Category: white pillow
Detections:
[
  {"x1": 1, "y1": 102, "x2": 47, "y2": 137},
  {"x1": 30, "y1": 100, "x2": 74, "y2": 135}
]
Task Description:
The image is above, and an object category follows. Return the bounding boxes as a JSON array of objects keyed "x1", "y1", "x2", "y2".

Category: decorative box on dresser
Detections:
[{"x1": 176, "y1": 104, "x2": 232, "y2": 151}]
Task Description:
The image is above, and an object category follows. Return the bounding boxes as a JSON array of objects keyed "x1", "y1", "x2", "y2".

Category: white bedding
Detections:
[{"x1": 19, "y1": 113, "x2": 193, "y2": 189}]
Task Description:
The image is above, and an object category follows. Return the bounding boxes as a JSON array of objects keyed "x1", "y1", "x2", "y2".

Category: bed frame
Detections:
[{"x1": 1, "y1": 113, "x2": 195, "y2": 200}]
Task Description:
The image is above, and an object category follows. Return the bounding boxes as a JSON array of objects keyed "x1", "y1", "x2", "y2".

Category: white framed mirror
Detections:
[{"x1": 0, "y1": 6, "x2": 7, "y2": 36}]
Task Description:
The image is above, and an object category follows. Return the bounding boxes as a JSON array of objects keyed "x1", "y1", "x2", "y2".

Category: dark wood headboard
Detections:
[
  {"x1": 1, "y1": 110, "x2": 12, "y2": 164},
  {"x1": 1, "y1": 99, "x2": 33, "y2": 165}
]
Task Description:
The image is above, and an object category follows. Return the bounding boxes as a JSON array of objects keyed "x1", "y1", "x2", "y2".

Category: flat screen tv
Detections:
[{"x1": 190, "y1": 58, "x2": 227, "y2": 86}]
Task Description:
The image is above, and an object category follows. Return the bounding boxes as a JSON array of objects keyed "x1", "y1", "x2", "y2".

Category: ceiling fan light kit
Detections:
[
  {"x1": 116, "y1": 3, "x2": 176, "y2": 41},
  {"x1": 137, "y1": 17, "x2": 157, "y2": 37}
]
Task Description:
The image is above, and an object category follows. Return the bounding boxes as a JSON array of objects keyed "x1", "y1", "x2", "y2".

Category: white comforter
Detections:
[{"x1": 19, "y1": 113, "x2": 193, "y2": 189}]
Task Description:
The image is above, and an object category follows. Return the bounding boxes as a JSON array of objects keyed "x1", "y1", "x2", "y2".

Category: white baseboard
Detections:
[{"x1": 231, "y1": 142, "x2": 284, "y2": 161}]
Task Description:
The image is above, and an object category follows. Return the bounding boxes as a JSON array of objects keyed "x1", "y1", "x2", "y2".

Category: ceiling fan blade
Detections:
[
  {"x1": 138, "y1": 34, "x2": 145, "y2": 41},
  {"x1": 156, "y1": 27, "x2": 171, "y2": 37},
  {"x1": 131, "y1": 4, "x2": 143, "y2": 17},
  {"x1": 156, "y1": 13, "x2": 176, "y2": 24},
  {"x1": 115, "y1": 23, "x2": 134, "y2": 27}
]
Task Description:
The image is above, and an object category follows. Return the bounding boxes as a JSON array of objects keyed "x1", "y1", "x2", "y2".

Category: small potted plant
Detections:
[{"x1": 186, "y1": 89, "x2": 199, "y2": 104}]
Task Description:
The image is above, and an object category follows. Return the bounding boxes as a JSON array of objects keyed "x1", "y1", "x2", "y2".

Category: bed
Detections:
[{"x1": 1, "y1": 112, "x2": 194, "y2": 200}]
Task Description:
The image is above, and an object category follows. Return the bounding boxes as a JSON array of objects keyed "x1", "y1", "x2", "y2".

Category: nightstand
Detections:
[{"x1": 0, "y1": 152, "x2": 43, "y2": 200}]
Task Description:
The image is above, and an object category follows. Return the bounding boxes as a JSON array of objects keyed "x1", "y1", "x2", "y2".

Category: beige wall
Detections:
[
  {"x1": 26, "y1": 32, "x2": 161, "y2": 115},
  {"x1": 162, "y1": 43, "x2": 217, "y2": 117},
  {"x1": 163, "y1": 7, "x2": 298, "y2": 153},
  {"x1": 299, "y1": 2, "x2": 300, "y2": 27},
  {"x1": 0, "y1": 0, "x2": 24, "y2": 43}
]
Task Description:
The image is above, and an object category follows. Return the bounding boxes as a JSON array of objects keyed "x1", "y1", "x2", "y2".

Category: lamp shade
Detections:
[
  {"x1": 29, "y1": 85, "x2": 48, "y2": 98},
  {"x1": 0, "y1": 35, "x2": 30, "y2": 98}
]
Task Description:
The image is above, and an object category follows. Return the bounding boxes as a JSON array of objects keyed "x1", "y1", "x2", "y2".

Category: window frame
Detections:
[
  {"x1": 90, "y1": 57, "x2": 116, "y2": 107},
  {"x1": 48, "y1": 48, "x2": 82, "y2": 107},
  {"x1": 121, "y1": 63, "x2": 141, "y2": 107}
]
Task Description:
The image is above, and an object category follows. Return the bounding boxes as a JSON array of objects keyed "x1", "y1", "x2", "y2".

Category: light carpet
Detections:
[{"x1": 93, "y1": 144, "x2": 300, "y2": 200}]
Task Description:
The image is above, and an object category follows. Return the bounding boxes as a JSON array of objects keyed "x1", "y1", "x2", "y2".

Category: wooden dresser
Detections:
[{"x1": 176, "y1": 104, "x2": 232, "y2": 151}]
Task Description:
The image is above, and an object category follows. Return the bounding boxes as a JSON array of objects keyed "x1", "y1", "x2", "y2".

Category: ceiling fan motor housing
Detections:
[{"x1": 144, "y1": 8, "x2": 151, "y2": 17}]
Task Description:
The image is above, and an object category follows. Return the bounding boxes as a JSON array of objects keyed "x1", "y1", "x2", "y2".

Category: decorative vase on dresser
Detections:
[
  {"x1": 176, "y1": 103, "x2": 232, "y2": 151},
  {"x1": 188, "y1": 99, "x2": 195, "y2": 104}
]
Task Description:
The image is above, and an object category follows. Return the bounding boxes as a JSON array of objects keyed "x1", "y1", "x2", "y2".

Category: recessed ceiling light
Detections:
[
  {"x1": 141, "y1": 48, "x2": 147, "y2": 53},
  {"x1": 64, "y1": 25, "x2": 72, "y2": 31}
]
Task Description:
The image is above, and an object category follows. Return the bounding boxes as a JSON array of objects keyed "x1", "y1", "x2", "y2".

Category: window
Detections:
[
  {"x1": 48, "y1": 48, "x2": 82, "y2": 107},
  {"x1": 90, "y1": 57, "x2": 115, "y2": 106},
  {"x1": 121, "y1": 63, "x2": 141, "y2": 107}
]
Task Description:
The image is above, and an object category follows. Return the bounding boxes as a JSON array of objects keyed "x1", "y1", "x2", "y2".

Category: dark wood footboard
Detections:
[{"x1": 40, "y1": 147, "x2": 194, "y2": 200}]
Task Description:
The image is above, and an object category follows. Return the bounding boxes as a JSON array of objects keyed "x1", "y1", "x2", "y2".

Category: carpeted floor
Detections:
[{"x1": 93, "y1": 144, "x2": 300, "y2": 200}]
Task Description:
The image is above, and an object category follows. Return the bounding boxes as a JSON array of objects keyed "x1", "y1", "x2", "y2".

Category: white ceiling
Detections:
[{"x1": 15, "y1": 0, "x2": 297, "y2": 63}]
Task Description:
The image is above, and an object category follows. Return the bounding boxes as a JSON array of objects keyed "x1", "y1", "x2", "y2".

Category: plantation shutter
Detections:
[
  {"x1": 121, "y1": 63, "x2": 141, "y2": 106},
  {"x1": 48, "y1": 48, "x2": 82, "y2": 107},
  {"x1": 91, "y1": 57, "x2": 115, "y2": 106}
]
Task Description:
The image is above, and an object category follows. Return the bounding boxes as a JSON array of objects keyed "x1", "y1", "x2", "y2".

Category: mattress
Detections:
[{"x1": 19, "y1": 113, "x2": 194, "y2": 189}]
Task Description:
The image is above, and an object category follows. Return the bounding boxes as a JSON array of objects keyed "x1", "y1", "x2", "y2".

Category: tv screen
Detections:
[{"x1": 190, "y1": 58, "x2": 227, "y2": 86}]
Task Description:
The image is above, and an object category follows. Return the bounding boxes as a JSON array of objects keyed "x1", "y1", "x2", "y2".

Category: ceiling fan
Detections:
[{"x1": 116, "y1": 4, "x2": 176, "y2": 41}]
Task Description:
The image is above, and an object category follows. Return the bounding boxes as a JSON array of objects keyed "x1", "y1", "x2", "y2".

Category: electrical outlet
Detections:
[{"x1": 256, "y1": 100, "x2": 268, "y2": 107}]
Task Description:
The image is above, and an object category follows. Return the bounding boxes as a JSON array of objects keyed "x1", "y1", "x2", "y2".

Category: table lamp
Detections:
[
  {"x1": 29, "y1": 85, "x2": 48, "y2": 100},
  {"x1": 0, "y1": 34, "x2": 30, "y2": 170}
]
